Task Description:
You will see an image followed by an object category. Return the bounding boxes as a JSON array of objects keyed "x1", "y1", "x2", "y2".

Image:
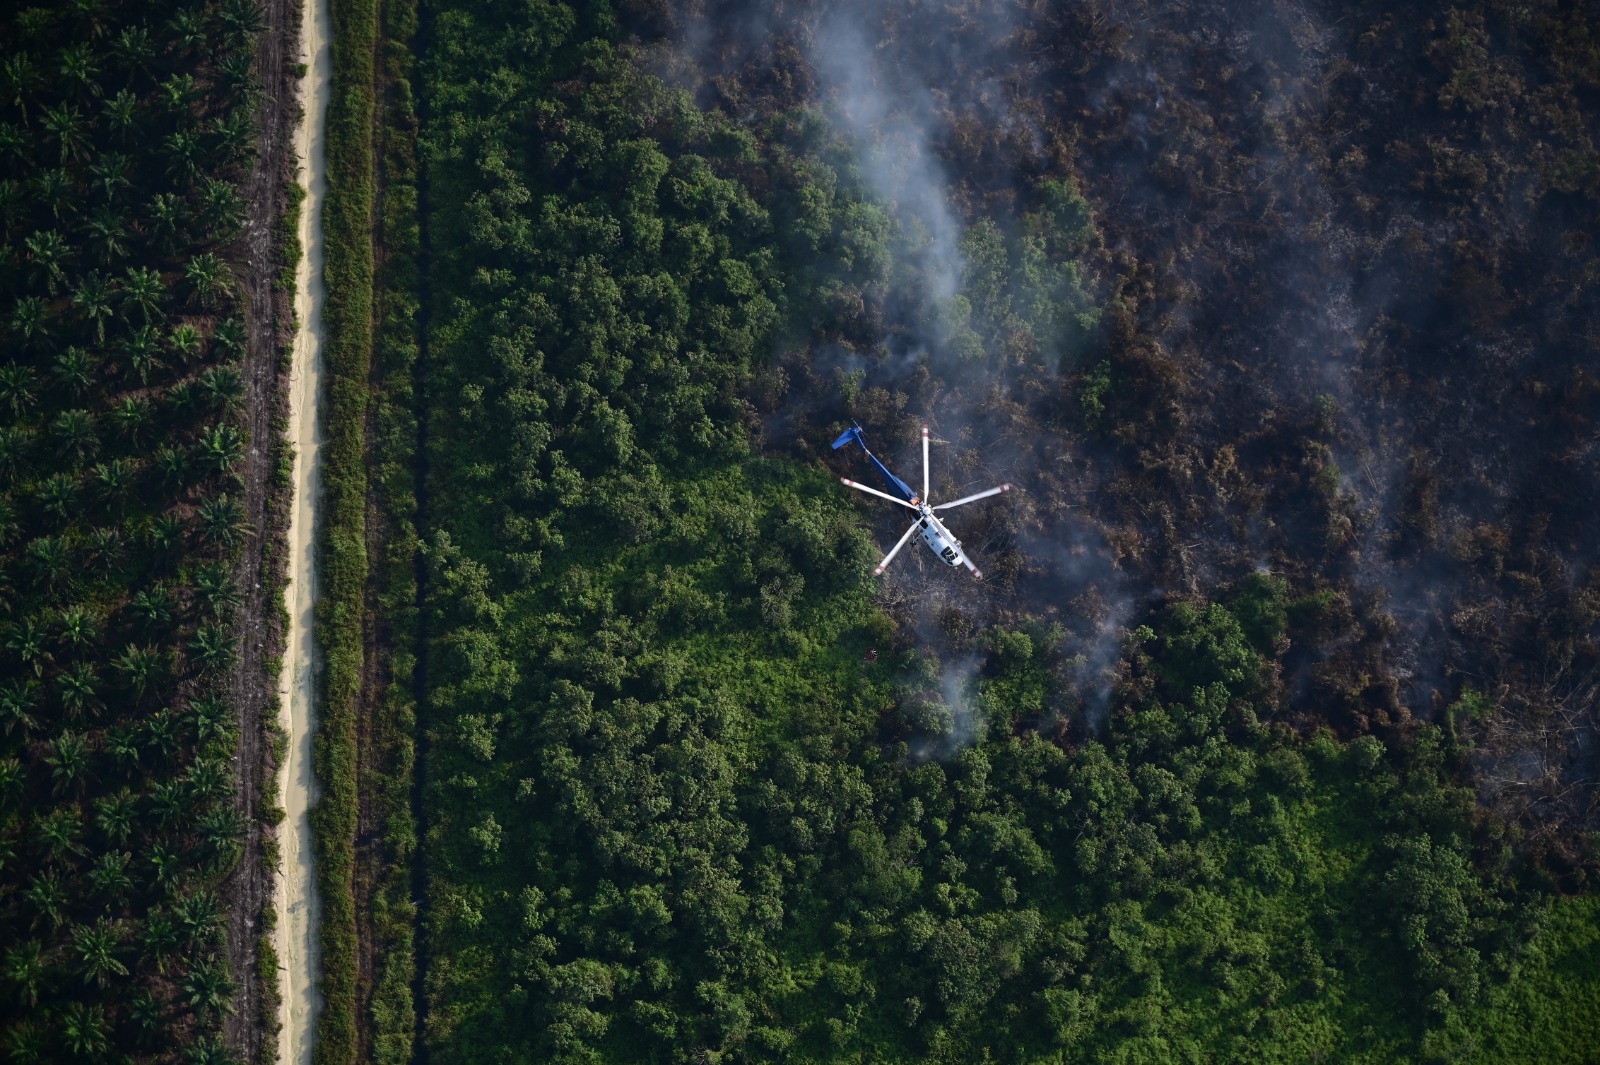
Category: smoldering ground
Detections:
[{"x1": 626, "y1": 0, "x2": 1600, "y2": 840}]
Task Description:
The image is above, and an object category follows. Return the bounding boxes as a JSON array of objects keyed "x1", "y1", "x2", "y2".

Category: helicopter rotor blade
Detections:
[
  {"x1": 932, "y1": 484, "x2": 1011, "y2": 512},
  {"x1": 873, "y1": 520, "x2": 923, "y2": 576},
  {"x1": 922, "y1": 424, "x2": 930, "y2": 504},
  {"x1": 841, "y1": 478, "x2": 918, "y2": 510}
]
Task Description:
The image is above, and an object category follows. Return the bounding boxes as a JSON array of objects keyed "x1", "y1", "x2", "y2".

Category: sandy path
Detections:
[{"x1": 276, "y1": 0, "x2": 331, "y2": 1058}]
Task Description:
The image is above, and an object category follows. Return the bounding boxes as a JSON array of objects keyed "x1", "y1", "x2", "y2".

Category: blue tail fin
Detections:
[{"x1": 833, "y1": 422, "x2": 917, "y2": 502}]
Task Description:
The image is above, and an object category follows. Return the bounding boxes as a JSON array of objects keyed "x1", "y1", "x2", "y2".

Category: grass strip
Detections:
[
  {"x1": 312, "y1": 0, "x2": 379, "y2": 1057},
  {"x1": 364, "y1": 0, "x2": 425, "y2": 1056}
]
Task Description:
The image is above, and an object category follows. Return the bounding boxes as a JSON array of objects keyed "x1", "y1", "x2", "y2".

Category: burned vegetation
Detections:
[{"x1": 633, "y1": 0, "x2": 1600, "y2": 875}]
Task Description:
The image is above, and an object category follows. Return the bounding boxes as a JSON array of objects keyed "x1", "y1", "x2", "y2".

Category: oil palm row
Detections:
[{"x1": 0, "y1": 0, "x2": 266, "y2": 1061}]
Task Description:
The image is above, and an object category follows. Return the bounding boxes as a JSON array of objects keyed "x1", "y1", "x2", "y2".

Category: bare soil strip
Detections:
[
  {"x1": 275, "y1": 0, "x2": 333, "y2": 1059},
  {"x1": 223, "y1": 0, "x2": 300, "y2": 1057}
]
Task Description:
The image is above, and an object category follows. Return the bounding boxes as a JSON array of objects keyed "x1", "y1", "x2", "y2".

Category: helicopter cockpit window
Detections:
[{"x1": 942, "y1": 548, "x2": 957, "y2": 562}]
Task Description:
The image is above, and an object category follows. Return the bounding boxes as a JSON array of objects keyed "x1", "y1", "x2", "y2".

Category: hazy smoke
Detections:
[{"x1": 807, "y1": 5, "x2": 967, "y2": 308}]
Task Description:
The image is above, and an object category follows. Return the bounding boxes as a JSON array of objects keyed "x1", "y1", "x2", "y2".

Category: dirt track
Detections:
[
  {"x1": 275, "y1": 0, "x2": 332, "y2": 1056},
  {"x1": 223, "y1": 0, "x2": 300, "y2": 1058}
]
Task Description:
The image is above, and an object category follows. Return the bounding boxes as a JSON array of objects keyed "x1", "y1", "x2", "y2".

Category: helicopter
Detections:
[{"x1": 832, "y1": 421, "x2": 1011, "y2": 580}]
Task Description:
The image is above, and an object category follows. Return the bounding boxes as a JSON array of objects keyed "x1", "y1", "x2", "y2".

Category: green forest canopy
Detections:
[{"x1": 407, "y1": 2, "x2": 1600, "y2": 1063}]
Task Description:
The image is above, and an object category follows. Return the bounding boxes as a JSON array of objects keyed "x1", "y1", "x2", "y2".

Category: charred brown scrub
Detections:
[{"x1": 625, "y1": 0, "x2": 1600, "y2": 875}]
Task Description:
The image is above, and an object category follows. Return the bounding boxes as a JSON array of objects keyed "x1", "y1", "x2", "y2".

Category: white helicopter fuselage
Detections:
[{"x1": 913, "y1": 503, "x2": 964, "y2": 567}]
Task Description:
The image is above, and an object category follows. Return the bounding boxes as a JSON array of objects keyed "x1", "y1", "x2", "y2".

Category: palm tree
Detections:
[
  {"x1": 121, "y1": 264, "x2": 165, "y2": 323},
  {"x1": 142, "y1": 707, "x2": 180, "y2": 763},
  {"x1": 166, "y1": 380, "x2": 202, "y2": 420},
  {"x1": 197, "y1": 495, "x2": 249, "y2": 547},
  {"x1": 0, "y1": 679, "x2": 39, "y2": 737},
  {"x1": 147, "y1": 841, "x2": 180, "y2": 887},
  {"x1": 45, "y1": 730, "x2": 92, "y2": 795},
  {"x1": 189, "y1": 692, "x2": 232, "y2": 742},
  {"x1": 51, "y1": 346, "x2": 96, "y2": 399},
  {"x1": 88, "y1": 152, "x2": 132, "y2": 203},
  {"x1": 9, "y1": 296, "x2": 51, "y2": 349},
  {"x1": 0, "y1": 426, "x2": 29, "y2": 480},
  {"x1": 0, "y1": 364, "x2": 38, "y2": 415},
  {"x1": 147, "y1": 191, "x2": 187, "y2": 253},
  {"x1": 164, "y1": 128, "x2": 204, "y2": 186},
  {"x1": 217, "y1": 52, "x2": 257, "y2": 105},
  {"x1": 104, "y1": 724, "x2": 141, "y2": 777},
  {"x1": 200, "y1": 366, "x2": 244, "y2": 409},
  {"x1": 6, "y1": 618, "x2": 51, "y2": 677},
  {"x1": 2, "y1": 940, "x2": 45, "y2": 1008},
  {"x1": 187, "y1": 758, "x2": 229, "y2": 802},
  {"x1": 111, "y1": 395, "x2": 154, "y2": 445},
  {"x1": 14, "y1": 10, "x2": 50, "y2": 45},
  {"x1": 146, "y1": 513, "x2": 183, "y2": 553},
  {"x1": 170, "y1": 321, "x2": 204, "y2": 362},
  {"x1": 221, "y1": 0, "x2": 266, "y2": 43},
  {"x1": 187, "y1": 1035, "x2": 243, "y2": 1065},
  {"x1": 56, "y1": 605, "x2": 97, "y2": 649},
  {"x1": 0, "y1": 758, "x2": 24, "y2": 809},
  {"x1": 60, "y1": 1001, "x2": 111, "y2": 1058},
  {"x1": 86, "y1": 526, "x2": 123, "y2": 574},
  {"x1": 155, "y1": 443, "x2": 189, "y2": 489},
  {"x1": 94, "y1": 788, "x2": 136, "y2": 845},
  {"x1": 148, "y1": 779, "x2": 185, "y2": 827},
  {"x1": 194, "y1": 564, "x2": 241, "y2": 619},
  {"x1": 35, "y1": 167, "x2": 78, "y2": 222},
  {"x1": 87, "y1": 852, "x2": 134, "y2": 905},
  {"x1": 67, "y1": 0, "x2": 112, "y2": 42},
  {"x1": 73, "y1": 920, "x2": 129, "y2": 986},
  {"x1": 0, "y1": 123, "x2": 27, "y2": 171},
  {"x1": 58, "y1": 42, "x2": 102, "y2": 100},
  {"x1": 0, "y1": 497, "x2": 17, "y2": 550},
  {"x1": 24, "y1": 229, "x2": 67, "y2": 294},
  {"x1": 185, "y1": 254, "x2": 231, "y2": 308},
  {"x1": 0, "y1": 178, "x2": 23, "y2": 237},
  {"x1": 102, "y1": 89, "x2": 137, "y2": 140},
  {"x1": 199, "y1": 806, "x2": 245, "y2": 864},
  {"x1": 24, "y1": 870, "x2": 68, "y2": 928},
  {"x1": 71, "y1": 272, "x2": 116, "y2": 341},
  {"x1": 109, "y1": 25, "x2": 155, "y2": 81},
  {"x1": 91, "y1": 458, "x2": 133, "y2": 510},
  {"x1": 27, "y1": 535, "x2": 75, "y2": 594},
  {"x1": 52, "y1": 407, "x2": 98, "y2": 461},
  {"x1": 1, "y1": 55, "x2": 39, "y2": 126},
  {"x1": 194, "y1": 423, "x2": 244, "y2": 476},
  {"x1": 183, "y1": 957, "x2": 234, "y2": 1022},
  {"x1": 57, "y1": 661, "x2": 100, "y2": 721},
  {"x1": 40, "y1": 102, "x2": 88, "y2": 163},
  {"x1": 1, "y1": 1021, "x2": 48, "y2": 1065},
  {"x1": 114, "y1": 643, "x2": 163, "y2": 699},
  {"x1": 174, "y1": 889, "x2": 222, "y2": 946},
  {"x1": 191, "y1": 622, "x2": 237, "y2": 672},
  {"x1": 140, "y1": 908, "x2": 179, "y2": 973},
  {"x1": 83, "y1": 204, "x2": 129, "y2": 265},
  {"x1": 35, "y1": 806, "x2": 85, "y2": 862},
  {"x1": 167, "y1": 12, "x2": 208, "y2": 57},
  {"x1": 129, "y1": 988, "x2": 163, "y2": 1045},
  {"x1": 119, "y1": 324, "x2": 162, "y2": 384},
  {"x1": 212, "y1": 316, "x2": 247, "y2": 357},
  {"x1": 40, "y1": 474, "x2": 78, "y2": 524},
  {"x1": 130, "y1": 583, "x2": 174, "y2": 632},
  {"x1": 201, "y1": 174, "x2": 245, "y2": 232}
]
